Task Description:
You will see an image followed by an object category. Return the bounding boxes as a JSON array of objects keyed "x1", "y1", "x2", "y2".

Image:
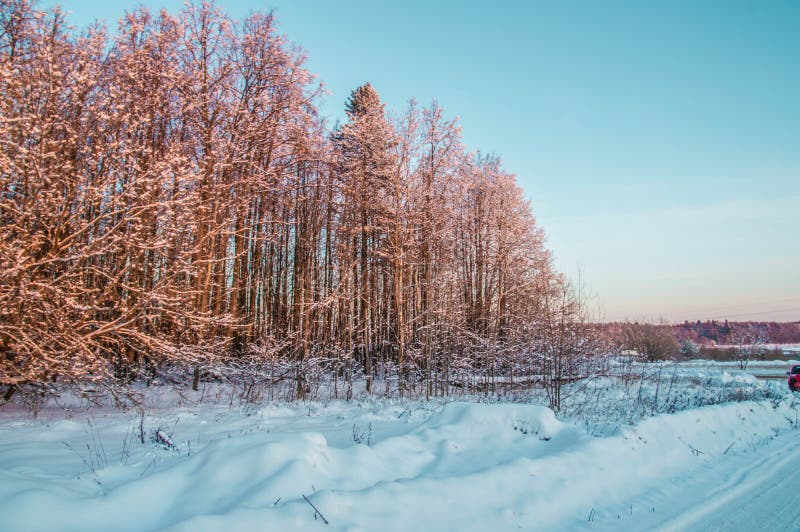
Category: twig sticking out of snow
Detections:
[
  {"x1": 63, "y1": 441, "x2": 95, "y2": 475},
  {"x1": 62, "y1": 441, "x2": 103, "y2": 491},
  {"x1": 352, "y1": 423, "x2": 372, "y2": 445},
  {"x1": 723, "y1": 441, "x2": 736, "y2": 455},
  {"x1": 138, "y1": 410, "x2": 146, "y2": 444},
  {"x1": 153, "y1": 429, "x2": 176, "y2": 450},
  {"x1": 302, "y1": 494, "x2": 329, "y2": 525},
  {"x1": 678, "y1": 437, "x2": 705, "y2": 456}
]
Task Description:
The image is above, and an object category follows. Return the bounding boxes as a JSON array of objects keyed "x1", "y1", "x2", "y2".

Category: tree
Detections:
[
  {"x1": 731, "y1": 324, "x2": 768, "y2": 370},
  {"x1": 333, "y1": 83, "x2": 397, "y2": 393},
  {"x1": 680, "y1": 338, "x2": 700, "y2": 358},
  {"x1": 620, "y1": 323, "x2": 680, "y2": 362}
]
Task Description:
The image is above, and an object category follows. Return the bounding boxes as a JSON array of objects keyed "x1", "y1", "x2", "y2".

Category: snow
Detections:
[
  {"x1": 1, "y1": 363, "x2": 799, "y2": 531},
  {"x1": 586, "y1": 421, "x2": 800, "y2": 530}
]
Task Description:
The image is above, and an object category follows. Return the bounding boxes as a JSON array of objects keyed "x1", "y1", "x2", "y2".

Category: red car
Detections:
[{"x1": 788, "y1": 365, "x2": 800, "y2": 391}]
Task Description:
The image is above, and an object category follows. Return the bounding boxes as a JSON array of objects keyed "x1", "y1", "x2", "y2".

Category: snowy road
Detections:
[{"x1": 587, "y1": 427, "x2": 800, "y2": 531}]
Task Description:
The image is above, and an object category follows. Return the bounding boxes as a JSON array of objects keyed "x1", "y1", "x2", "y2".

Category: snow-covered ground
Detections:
[
  {"x1": 703, "y1": 343, "x2": 800, "y2": 353},
  {"x1": 1, "y1": 362, "x2": 798, "y2": 531},
  {"x1": 635, "y1": 358, "x2": 799, "y2": 378}
]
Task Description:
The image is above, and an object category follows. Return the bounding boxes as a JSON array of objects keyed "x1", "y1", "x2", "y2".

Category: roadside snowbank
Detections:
[{"x1": 0, "y1": 395, "x2": 797, "y2": 531}]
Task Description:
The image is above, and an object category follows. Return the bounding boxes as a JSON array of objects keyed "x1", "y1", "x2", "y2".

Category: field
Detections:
[{"x1": 1, "y1": 358, "x2": 799, "y2": 531}]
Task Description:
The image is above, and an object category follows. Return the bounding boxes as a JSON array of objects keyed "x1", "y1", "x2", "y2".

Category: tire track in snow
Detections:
[
  {"x1": 587, "y1": 429, "x2": 800, "y2": 531},
  {"x1": 656, "y1": 432, "x2": 800, "y2": 531}
]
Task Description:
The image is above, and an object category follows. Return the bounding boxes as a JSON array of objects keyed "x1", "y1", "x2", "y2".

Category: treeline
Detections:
[
  {"x1": 676, "y1": 320, "x2": 800, "y2": 346},
  {"x1": 604, "y1": 320, "x2": 800, "y2": 362},
  {"x1": 0, "y1": 1, "x2": 596, "y2": 403}
]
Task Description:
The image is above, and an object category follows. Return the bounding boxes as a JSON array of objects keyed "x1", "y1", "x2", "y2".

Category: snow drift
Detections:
[{"x1": 0, "y1": 396, "x2": 797, "y2": 531}]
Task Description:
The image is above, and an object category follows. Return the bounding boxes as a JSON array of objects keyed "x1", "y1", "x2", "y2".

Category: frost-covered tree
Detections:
[
  {"x1": 1, "y1": 1, "x2": 589, "y2": 404},
  {"x1": 333, "y1": 83, "x2": 397, "y2": 393}
]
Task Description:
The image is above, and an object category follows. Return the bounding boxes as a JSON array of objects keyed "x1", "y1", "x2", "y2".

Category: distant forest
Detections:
[
  {"x1": 602, "y1": 320, "x2": 800, "y2": 362},
  {"x1": 674, "y1": 320, "x2": 800, "y2": 346}
]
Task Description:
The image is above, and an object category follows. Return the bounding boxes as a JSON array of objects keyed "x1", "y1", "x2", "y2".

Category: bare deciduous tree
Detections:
[{"x1": 1, "y1": 0, "x2": 600, "y2": 404}]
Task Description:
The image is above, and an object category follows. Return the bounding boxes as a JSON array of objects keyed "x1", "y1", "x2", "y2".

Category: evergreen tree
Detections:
[{"x1": 334, "y1": 83, "x2": 397, "y2": 393}]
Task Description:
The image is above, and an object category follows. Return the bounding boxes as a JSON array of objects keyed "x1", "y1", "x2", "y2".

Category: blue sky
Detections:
[{"x1": 50, "y1": 0, "x2": 800, "y2": 322}]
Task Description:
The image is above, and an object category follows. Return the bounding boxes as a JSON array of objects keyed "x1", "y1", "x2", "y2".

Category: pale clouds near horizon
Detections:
[{"x1": 548, "y1": 194, "x2": 800, "y2": 322}]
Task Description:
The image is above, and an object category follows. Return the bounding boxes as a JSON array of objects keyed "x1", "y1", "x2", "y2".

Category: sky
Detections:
[{"x1": 47, "y1": 0, "x2": 800, "y2": 323}]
